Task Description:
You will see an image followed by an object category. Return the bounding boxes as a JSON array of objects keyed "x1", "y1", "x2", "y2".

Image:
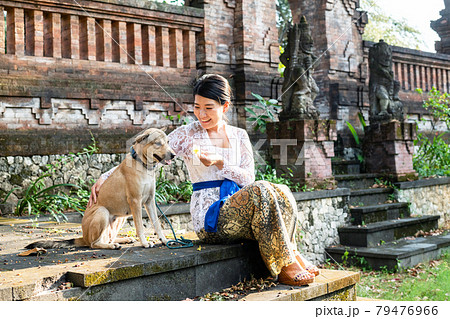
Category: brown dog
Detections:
[{"x1": 26, "y1": 128, "x2": 175, "y2": 250}]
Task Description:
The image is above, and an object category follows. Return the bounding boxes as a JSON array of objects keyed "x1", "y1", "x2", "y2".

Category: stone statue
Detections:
[
  {"x1": 279, "y1": 16, "x2": 319, "y2": 120},
  {"x1": 368, "y1": 40, "x2": 404, "y2": 122}
]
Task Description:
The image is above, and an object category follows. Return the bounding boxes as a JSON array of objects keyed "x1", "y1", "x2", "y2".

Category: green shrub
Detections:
[{"x1": 414, "y1": 88, "x2": 450, "y2": 177}]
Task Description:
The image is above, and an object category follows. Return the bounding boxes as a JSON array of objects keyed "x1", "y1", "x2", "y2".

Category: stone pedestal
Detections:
[
  {"x1": 363, "y1": 120, "x2": 418, "y2": 181},
  {"x1": 267, "y1": 119, "x2": 337, "y2": 189}
]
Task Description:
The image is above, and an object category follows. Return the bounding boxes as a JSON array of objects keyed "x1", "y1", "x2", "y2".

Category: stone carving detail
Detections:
[
  {"x1": 342, "y1": 0, "x2": 358, "y2": 16},
  {"x1": 279, "y1": 16, "x2": 319, "y2": 120},
  {"x1": 368, "y1": 40, "x2": 404, "y2": 123},
  {"x1": 223, "y1": 0, "x2": 236, "y2": 8}
]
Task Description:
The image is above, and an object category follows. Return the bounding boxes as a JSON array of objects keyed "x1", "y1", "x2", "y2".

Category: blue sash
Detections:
[{"x1": 192, "y1": 179, "x2": 241, "y2": 233}]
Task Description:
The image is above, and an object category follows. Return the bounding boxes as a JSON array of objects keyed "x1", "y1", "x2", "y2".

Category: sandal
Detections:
[
  {"x1": 278, "y1": 263, "x2": 315, "y2": 286},
  {"x1": 295, "y1": 253, "x2": 320, "y2": 277}
]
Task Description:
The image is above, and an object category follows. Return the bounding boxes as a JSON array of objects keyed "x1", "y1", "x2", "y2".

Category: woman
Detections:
[{"x1": 88, "y1": 74, "x2": 319, "y2": 286}]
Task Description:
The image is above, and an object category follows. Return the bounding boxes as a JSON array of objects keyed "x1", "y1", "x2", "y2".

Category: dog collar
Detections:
[{"x1": 130, "y1": 146, "x2": 154, "y2": 170}]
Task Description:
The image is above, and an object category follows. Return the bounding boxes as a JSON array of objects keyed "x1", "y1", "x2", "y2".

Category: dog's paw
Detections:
[
  {"x1": 160, "y1": 237, "x2": 169, "y2": 245},
  {"x1": 126, "y1": 237, "x2": 136, "y2": 244},
  {"x1": 113, "y1": 244, "x2": 122, "y2": 250},
  {"x1": 141, "y1": 242, "x2": 155, "y2": 249}
]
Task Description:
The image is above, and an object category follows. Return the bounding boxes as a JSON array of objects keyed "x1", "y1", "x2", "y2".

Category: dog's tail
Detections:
[{"x1": 25, "y1": 237, "x2": 87, "y2": 249}]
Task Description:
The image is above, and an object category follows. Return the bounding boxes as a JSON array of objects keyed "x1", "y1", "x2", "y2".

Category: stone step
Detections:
[
  {"x1": 349, "y1": 187, "x2": 394, "y2": 207},
  {"x1": 326, "y1": 233, "x2": 450, "y2": 271},
  {"x1": 335, "y1": 173, "x2": 381, "y2": 190},
  {"x1": 332, "y1": 159, "x2": 361, "y2": 175},
  {"x1": 349, "y1": 202, "x2": 410, "y2": 225},
  {"x1": 338, "y1": 215, "x2": 440, "y2": 247},
  {"x1": 238, "y1": 269, "x2": 360, "y2": 301},
  {"x1": 0, "y1": 242, "x2": 269, "y2": 301},
  {"x1": 0, "y1": 241, "x2": 361, "y2": 301}
]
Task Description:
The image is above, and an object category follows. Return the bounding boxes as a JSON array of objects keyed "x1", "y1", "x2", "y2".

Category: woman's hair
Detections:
[{"x1": 193, "y1": 74, "x2": 233, "y2": 106}]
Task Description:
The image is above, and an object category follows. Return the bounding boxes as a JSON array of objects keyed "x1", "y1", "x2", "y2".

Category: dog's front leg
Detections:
[
  {"x1": 145, "y1": 183, "x2": 168, "y2": 245},
  {"x1": 129, "y1": 197, "x2": 151, "y2": 248}
]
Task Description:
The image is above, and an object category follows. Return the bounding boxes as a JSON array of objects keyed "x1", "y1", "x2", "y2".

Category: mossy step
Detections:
[
  {"x1": 326, "y1": 233, "x2": 450, "y2": 271},
  {"x1": 239, "y1": 269, "x2": 360, "y2": 301},
  {"x1": 0, "y1": 242, "x2": 269, "y2": 301},
  {"x1": 335, "y1": 174, "x2": 382, "y2": 190},
  {"x1": 338, "y1": 216, "x2": 440, "y2": 247},
  {"x1": 349, "y1": 187, "x2": 394, "y2": 207},
  {"x1": 349, "y1": 202, "x2": 410, "y2": 225}
]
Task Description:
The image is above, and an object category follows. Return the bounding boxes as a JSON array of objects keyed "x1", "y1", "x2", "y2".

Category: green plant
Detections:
[
  {"x1": 166, "y1": 113, "x2": 191, "y2": 126},
  {"x1": 416, "y1": 87, "x2": 450, "y2": 130},
  {"x1": 255, "y1": 164, "x2": 304, "y2": 192},
  {"x1": 345, "y1": 112, "x2": 366, "y2": 164},
  {"x1": 155, "y1": 168, "x2": 192, "y2": 204},
  {"x1": 413, "y1": 87, "x2": 450, "y2": 177},
  {"x1": 13, "y1": 134, "x2": 100, "y2": 221},
  {"x1": 15, "y1": 174, "x2": 81, "y2": 222},
  {"x1": 245, "y1": 93, "x2": 281, "y2": 134},
  {"x1": 342, "y1": 250, "x2": 350, "y2": 266},
  {"x1": 0, "y1": 187, "x2": 19, "y2": 204}
]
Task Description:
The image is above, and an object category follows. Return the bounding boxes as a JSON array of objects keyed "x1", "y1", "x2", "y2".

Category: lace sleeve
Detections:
[
  {"x1": 100, "y1": 166, "x2": 117, "y2": 182},
  {"x1": 168, "y1": 125, "x2": 193, "y2": 158},
  {"x1": 218, "y1": 128, "x2": 255, "y2": 187}
]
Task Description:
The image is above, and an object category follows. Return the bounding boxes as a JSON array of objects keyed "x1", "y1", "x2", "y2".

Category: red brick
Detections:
[
  {"x1": 6, "y1": 7, "x2": 25, "y2": 56},
  {"x1": 79, "y1": 16, "x2": 96, "y2": 61},
  {"x1": 0, "y1": 6, "x2": 4, "y2": 54}
]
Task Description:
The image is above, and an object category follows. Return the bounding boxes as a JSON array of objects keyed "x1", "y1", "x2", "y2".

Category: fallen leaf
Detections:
[
  {"x1": 18, "y1": 247, "x2": 47, "y2": 257},
  {"x1": 197, "y1": 245, "x2": 202, "y2": 251}
]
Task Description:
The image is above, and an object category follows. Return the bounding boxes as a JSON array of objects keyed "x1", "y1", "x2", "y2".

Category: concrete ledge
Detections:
[
  {"x1": 326, "y1": 234, "x2": 450, "y2": 270},
  {"x1": 240, "y1": 269, "x2": 360, "y2": 301},
  {"x1": 293, "y1": 188, "x2": 350, "y2": 201},
  {"x1": 395, "y1": 177, "x2": 450, "y2": 190}
]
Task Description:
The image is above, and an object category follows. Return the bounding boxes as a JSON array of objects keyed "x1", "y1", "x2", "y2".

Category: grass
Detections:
[{"x1": 323, "y1": 252, "x2": 450, "y2": 301}]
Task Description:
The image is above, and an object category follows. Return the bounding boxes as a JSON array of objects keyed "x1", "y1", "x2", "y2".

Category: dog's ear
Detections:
[{"x1": 134, "y1": 132, "x2": 149, "y2": 144}]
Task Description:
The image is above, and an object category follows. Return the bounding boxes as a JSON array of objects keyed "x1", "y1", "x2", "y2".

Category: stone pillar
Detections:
[
  {"x1": 155, "y1": 26, "x2": 170, "y2": 67},
  {"x1": 127, "y1": 22, "x2": 143, "y2": 65},
  {"x1": 183, "y1": 30, "x2": 196, "y2": 69},
  {"x1": 186, "y1": 0, "x2": 279, "y2": 128},
  {"x1": 363, "y1": 121, "x2": 418, "y2": 181},
  {"x1": 267, "y1": 120, "x2": 337, "y2": 188},
  {"x1": 6, "y1": 7, "x2": 25, "y2": 56},
  {"x1": 287, "y1": 0, "x2": 368, "y2": 154},
  {"x1": 169, "y1": 28, "x2": 183, "y2": 68},
  {"x1": 25, "y1": 10, "x2": 44, "y2": 57},
  {"x1": 80, "y1": 16, "x2": 96, "y2": 61},
  {"x1": 431, "y1": 0, "x2": 450, "y2": 55},
  {"x1": 44, "y1": 12, "x2": 62, "y2": 58},
  {"x1": 101, "y1": 19, "x2": 113, "y2": 62},
  {"x1": 112, "y1": 21, "x2": 127, "y2": 63},
  {"x1": 0, "y1": 6, "x2": 4, "y2": 54}
]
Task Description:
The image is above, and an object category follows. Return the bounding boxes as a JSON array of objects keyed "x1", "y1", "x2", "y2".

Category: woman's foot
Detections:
[
  {"x1": 294, "y1": 251, "x2": 320, "y2": 277},
  {"x1": 278, "y1": 262, "x2": 315, "y2": 286}
]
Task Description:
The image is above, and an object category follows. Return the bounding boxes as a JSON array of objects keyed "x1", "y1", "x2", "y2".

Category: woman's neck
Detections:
[{"x1": 205, "y1": 120, "x2": 226, "y2": 134}]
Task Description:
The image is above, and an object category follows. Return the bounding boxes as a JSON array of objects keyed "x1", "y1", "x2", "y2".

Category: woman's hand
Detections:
[
  {"x1": 198, "y1": 151, "x2": 224, "y2": 170},
  {"x1": 87, "y1": 178, "x2": 105, "y2": 208}
]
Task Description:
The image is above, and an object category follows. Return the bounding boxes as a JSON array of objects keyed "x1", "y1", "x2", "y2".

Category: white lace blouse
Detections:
[
  {"x1": 100, "y1": 121, "x2": 255, "y2": 232},
  {"x1": 168, "y1": 121, "x2": 255, "y2": 232}
]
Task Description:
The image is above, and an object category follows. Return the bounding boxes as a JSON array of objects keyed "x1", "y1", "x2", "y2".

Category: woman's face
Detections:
[{"x1": 193, "y1": 95, "x2": 228, "y2": 131}]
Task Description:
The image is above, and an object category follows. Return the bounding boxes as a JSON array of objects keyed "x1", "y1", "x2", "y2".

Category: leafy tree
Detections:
[
  {"x1": 359, "y1": 0, "x2": 425, "y2": 50},
  {"x1": 276, "y1": 0, "x2": 292, "y2": 47}
]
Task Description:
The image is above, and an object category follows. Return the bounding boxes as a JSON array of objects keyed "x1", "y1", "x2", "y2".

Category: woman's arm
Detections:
[
  {"x1": 87, "y1": 166, "x2": 117, "y2": 207},
  {"x1": 218, "y1": 129, "x2": 255, "y2": 187}
]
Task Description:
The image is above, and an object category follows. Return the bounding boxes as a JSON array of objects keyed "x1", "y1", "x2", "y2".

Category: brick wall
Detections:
[
  {"x1": 0, "y1": 0, "x2": 204, "y2": 156},
  {"x1": 1, "y1": 0, "x2": 281, "y2": 156}
]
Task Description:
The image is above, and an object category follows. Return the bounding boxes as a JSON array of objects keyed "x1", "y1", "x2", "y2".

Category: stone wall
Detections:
[
  {"x1": 293, "y1": 188, "x2": 350, "y2": 264},
  {"x1": 0, "y1": 153, "x2": 189, "y2": 209},
  {"x1": 395, "y1": 177, "x2": 450, "y2": 228}
]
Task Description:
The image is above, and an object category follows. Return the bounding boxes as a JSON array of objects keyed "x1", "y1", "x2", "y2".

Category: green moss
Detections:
[{"x1": 83, "y1": 264, "x2": 144, "y2": 287}]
